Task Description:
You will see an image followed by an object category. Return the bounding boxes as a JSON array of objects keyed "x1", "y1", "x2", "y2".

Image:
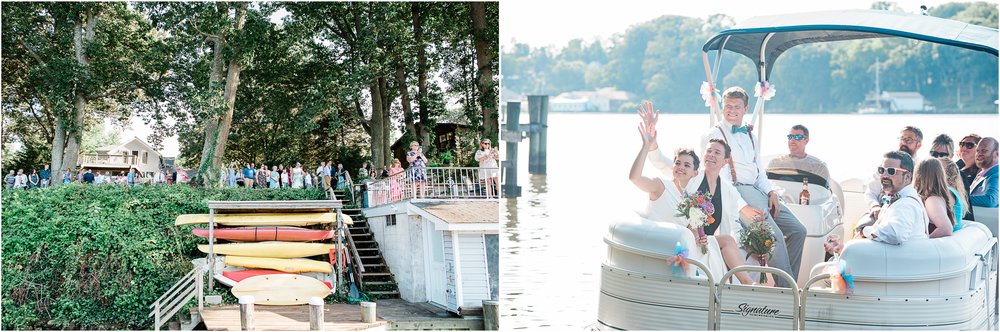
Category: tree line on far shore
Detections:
[
  {"x1": 2, "y1": 2, "x2": 499, "y2": 185},
  {"x1": 501, "y1": 1, "x2": 998, "y2": 114}
]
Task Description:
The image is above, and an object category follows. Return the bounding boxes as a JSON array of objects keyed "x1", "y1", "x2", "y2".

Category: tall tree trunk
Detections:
[
  {"x1": 411, "y1": 3, "x2": 431, "y2": 146},
  {"x1": 470, "y1": 2, "x2": 497, "y2": 140},
  {"x1": 62, "y1": 10, "x2": 98, "y2": 174},
  {"x1": 198, "y1": 3, "x2": 247, "y2": 186},
  {"x1": 379, "y1": 76, "x2": 393, "y2": 167},
  {"x1": 197, "y1": 38, "x2": 226, "y2": 186},
  {"x1": 370, "y1": 79, "x2": 386, "y2": 168},
  {"x1": 50, "y1": 121, "x2": 66, "y2": 186},
  {"x1": 395, "y1": 56, "x2": 416, "y2": 138}
]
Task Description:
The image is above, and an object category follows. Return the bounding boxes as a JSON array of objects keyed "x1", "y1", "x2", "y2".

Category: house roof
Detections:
[
  {"x1": 411, "y1": 201, "x2": 498, "y2": 226},
  {"x1": 96, "y1": 137, "x2": 163, "y2": 157}
]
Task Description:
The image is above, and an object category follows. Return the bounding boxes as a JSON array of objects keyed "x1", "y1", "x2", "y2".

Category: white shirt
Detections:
[
  {"x1": 475, "y1": 149, "x2": 499, "y2": 168},
  {"x1": 862, "y1": 184, "x2": 929, "y2": 245},
  {"x1": 702, "y1": 121, "x2": 773, "y2": 194}
]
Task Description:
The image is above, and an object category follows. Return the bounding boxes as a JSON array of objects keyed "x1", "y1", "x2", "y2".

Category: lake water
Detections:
[{"x1": 500, "y1": 112, "x2": 1000, "y2": 329}]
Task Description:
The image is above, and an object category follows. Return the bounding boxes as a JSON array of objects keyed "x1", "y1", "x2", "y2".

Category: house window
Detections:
[
  {"x1": 143, "y1": 152, "x2": 148, "y2": 164},
  {"x1": 386, "y1": 214, "x2": 396, "y2": 226}
]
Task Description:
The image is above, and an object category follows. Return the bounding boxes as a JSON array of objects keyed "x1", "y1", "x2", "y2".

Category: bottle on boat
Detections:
[{"x1": 799, "y1": 178, "x2": 810, "y2": 205}]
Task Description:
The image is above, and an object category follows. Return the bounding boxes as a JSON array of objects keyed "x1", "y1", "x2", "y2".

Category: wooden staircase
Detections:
[{"x1": 335, "y1": 189, "x2": 400, "y2": 299}]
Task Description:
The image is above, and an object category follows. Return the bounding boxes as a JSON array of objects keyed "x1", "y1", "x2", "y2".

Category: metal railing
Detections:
[
  {"x1": 365, "y1": 167, "x2": 499, "y2": 207},
  {"x1": 149, "y1": 266, "x2": 205, "y2": 331},
  {"x1": 79, "y1": 154, "x2": 139, "y2": 166}
]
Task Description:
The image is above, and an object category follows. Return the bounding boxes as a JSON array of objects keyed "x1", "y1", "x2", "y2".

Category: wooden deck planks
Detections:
[
  {"x1": 199, "y1": 303, "x2": 386, "y2": 331},
  {"x1": 199, "y1": 299, "x2": 481, "y2": 331}
]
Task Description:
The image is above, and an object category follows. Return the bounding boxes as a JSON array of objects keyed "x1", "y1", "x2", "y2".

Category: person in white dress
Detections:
[
  {"x1": 292, "y1": 162, "x2": 304, "y2": 189},
  {"x1": 631, "y1": 102, "x2": 770, "y2": 285}
]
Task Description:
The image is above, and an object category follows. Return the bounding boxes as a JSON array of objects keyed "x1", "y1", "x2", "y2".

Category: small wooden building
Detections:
[{"x1": 363, "y1": 200, "x2": 498, "y2": 314}]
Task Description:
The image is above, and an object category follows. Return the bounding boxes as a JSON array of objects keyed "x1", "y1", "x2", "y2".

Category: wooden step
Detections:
[
  {"x1": 363, "y1": 281, "x2": 396, "y2": 287},
  {"x1": 356, "y1": 247, "x2": 379, "y2": 251},
  {"x1": 362, "y1": 272, "x2": 392, "y2": 277},
  {"x1": 367, "y1": 290, "x2": 400, "y2": 296},
  {"x1": 359, "y1": 256, "x2": 380, "y2": 260},
  {"x1": 362, "y1": 263, "x2": 385, "y2": 268}
]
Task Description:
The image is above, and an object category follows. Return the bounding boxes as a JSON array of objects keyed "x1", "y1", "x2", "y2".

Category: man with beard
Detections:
[
  {"x1": 860, "y1": 126, "x2": 923, "y2": 226},
  {"x1": 969, "y1": 137, "x2": 998, "y2": 208},
  {"x1": 859, "y1": 151, "x2": 927, "y2": 244}
]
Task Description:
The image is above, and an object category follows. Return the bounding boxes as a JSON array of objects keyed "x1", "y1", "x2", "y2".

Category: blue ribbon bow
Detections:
[{"x1": 732, "y1": 125, "x2": 749, "y2": 134}]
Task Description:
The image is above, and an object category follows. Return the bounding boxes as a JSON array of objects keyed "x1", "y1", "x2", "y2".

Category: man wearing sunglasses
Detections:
[
  {"x1": 767, "y1": 124, "x2": 831, "y2": 182},
  {"x1": 863, "y1": 126, "x2": 923, "y2": 221},
  {"x1": 858, "y1": 151, "x2": 928, "y2": 244},
  {"x1": 969, "y1": 137, "x2": 999, "y2": 208}
]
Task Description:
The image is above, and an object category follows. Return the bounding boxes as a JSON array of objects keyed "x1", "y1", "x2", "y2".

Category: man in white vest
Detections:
[{"x1": 699, "y1": 87, "x2": 805, "y2": 288}]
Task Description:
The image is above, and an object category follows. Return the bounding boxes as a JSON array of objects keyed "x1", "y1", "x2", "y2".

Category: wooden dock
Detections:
[{"x1": 198, "y1": 299, "x2": 483, "y2": 331}]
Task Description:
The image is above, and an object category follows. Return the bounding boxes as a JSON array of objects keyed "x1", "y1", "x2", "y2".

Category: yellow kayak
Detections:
[
  {"x1": 231, "y1": 274, "x2": 330, "y2": 305},
  {"x1": 199, "y1": 242, "x2": 335, "y2": 258},
  {"x1": 175, "y1": 212, "x2": 338, "y2": 226},
  {"x1": 224, "y1": 256, "x2": 332, "y2": 273}
]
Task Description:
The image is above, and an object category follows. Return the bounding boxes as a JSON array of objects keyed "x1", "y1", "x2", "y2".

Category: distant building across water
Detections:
[{"x1": 859, "y1": 91, "x2": 936, "y2": 114}]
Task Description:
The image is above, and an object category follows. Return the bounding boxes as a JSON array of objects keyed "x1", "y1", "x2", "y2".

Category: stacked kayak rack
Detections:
[{"x1": 176, "y1": 200, "x2": 351, "y2": 305}]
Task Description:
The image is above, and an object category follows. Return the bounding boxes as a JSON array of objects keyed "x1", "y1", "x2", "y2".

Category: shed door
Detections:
[{"x1": 425, "y1": 224, "x2": 447, "y2": 306}]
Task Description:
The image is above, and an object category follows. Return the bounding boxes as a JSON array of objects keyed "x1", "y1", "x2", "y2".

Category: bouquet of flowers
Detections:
[
  {"x1": 739, "y1": 219, "x2": 776, "y2": 283},
  {"x1": 675, "y1": 191, "x2": 716, "y2": 254}
]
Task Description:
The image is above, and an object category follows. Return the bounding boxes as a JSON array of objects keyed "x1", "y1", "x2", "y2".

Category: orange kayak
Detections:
[{"x1": 192, "y1": 227, "x2": 334, "y2": 242}]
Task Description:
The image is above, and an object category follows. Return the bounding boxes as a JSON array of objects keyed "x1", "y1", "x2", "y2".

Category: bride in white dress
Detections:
[{"x1": 631, "y1": 102, "x2": 768, "y2": 285}]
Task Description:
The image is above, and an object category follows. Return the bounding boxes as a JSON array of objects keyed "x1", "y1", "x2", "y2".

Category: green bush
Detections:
[{"x1": 1, "y1": 184, "x2": 326, "y2": 330}]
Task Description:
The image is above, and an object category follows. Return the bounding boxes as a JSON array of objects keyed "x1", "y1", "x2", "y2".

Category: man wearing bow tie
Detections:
[
  {"x1": 700, "y1": 87, "x2": 806, "y2": 288},
  {"x1": 859, "y1": 151, "x2": 928, "y2": 244}
]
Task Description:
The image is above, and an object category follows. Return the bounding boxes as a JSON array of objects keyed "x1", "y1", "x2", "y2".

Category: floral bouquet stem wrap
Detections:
[
  {"x1": 676, "y1": 191, "x2": 716, "y2": 254},
  {"x1": 739, "y1": 219, "x2": 776, "y2": 283}
]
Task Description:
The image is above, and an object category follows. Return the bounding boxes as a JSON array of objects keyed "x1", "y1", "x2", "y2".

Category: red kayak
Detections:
[
  {"x1": 223, "y1": 269, "x2": 333, "y2": 289},
  {"x1": 192, "y1": 226, "x2": 334, "y2": 242}
]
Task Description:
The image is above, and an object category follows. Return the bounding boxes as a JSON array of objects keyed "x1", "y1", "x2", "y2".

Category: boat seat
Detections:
[{"x1": 834, "y1": 222, "x2": 992, "y2": 296}]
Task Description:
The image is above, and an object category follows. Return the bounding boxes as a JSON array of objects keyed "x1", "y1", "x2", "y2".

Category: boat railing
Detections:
[
  {"x1": 148, "y1": 265, "x2": 205, "y2": 331},
  {"x1": 718, "y1": 266, "x2": 800, "y2": 331},
  {"x1": 365, "y1": 167, "x2": 499, "y2": 208}
]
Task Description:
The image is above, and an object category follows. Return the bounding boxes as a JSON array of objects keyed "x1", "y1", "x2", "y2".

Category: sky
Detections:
[{"x1": 502, "y1": 0, "x2": 985, "y2": 48}]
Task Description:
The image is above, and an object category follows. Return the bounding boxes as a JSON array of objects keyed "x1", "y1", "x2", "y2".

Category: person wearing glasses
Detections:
[
  {"x1": 863, "y1": 126, "x2": 924, "y2": 223},
  {"x1": 956, "y1": 134, "x2": 982, "y2": 194},
  {"x1": 646, "y1": 88, "x2": 804, "y2": 288},
  {"x1": 969, "y1": 137, "x2": 999, "y2": 208},
  {"x1": 928, "y1": 134, "x2": 955, "y2": 159},
  {"x1": 858, "y1": 151, "x2": 928, "y2": 244},
  {"x1": 767, "y1": 124, "x2": 830, "y2": 182},
  {"x1": 475, "y1": 139, "x2": 501, "y2": 198}
]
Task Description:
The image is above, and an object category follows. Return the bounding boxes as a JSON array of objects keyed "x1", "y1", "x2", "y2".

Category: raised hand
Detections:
[
  {"x1": 637, "y1": 121, "x2": 657, "y2": 147},
  {"x1": 637, "y1": 100, "x2": 658, "y2": 127}
]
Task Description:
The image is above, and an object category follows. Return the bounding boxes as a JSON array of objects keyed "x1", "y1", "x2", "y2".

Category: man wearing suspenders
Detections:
[{"x1": 702, "y1": 87, "x2": 806, "y2": 288}]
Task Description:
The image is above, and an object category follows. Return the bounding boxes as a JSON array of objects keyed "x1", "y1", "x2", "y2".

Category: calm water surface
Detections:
[{"x1": 500, "y1": 112, "x2": 1000, "y2": 330}]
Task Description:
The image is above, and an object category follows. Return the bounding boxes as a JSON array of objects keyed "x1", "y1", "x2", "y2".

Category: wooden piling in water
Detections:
[
  {"x1": 239, "y1": 296, "x2": 255, "y2": 331},
  {"x1": 308, "y1": 297, "x2": 324, "y2": 331},
  {"x1": 360, "y1": 301, "x2": 377, "y2": 323},
  {"x1": 482, "y1": 300, "x2": 499, "y2": 330},
  {"x1": 503, "y1": 101, "x2": 523, "y2": 197},
  {"x1": 527, "y1": 95, "x2": 548, "y2": 175}
]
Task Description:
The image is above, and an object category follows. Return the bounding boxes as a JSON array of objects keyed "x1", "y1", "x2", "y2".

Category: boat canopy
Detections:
[{"x1": 702, "y1": 9, "x2": 999, "y2": 81}]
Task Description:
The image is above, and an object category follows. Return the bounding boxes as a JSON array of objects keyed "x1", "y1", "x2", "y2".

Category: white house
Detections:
[
  {"x1": 364, "y1": 200, "x2": 499, "y2": 314},
  {"x1": 549, "y1": 87, "x2": 637, "y2": 112},
  {"x1": 79, "y1": 137, "x2": 164, "y2": 175}
]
